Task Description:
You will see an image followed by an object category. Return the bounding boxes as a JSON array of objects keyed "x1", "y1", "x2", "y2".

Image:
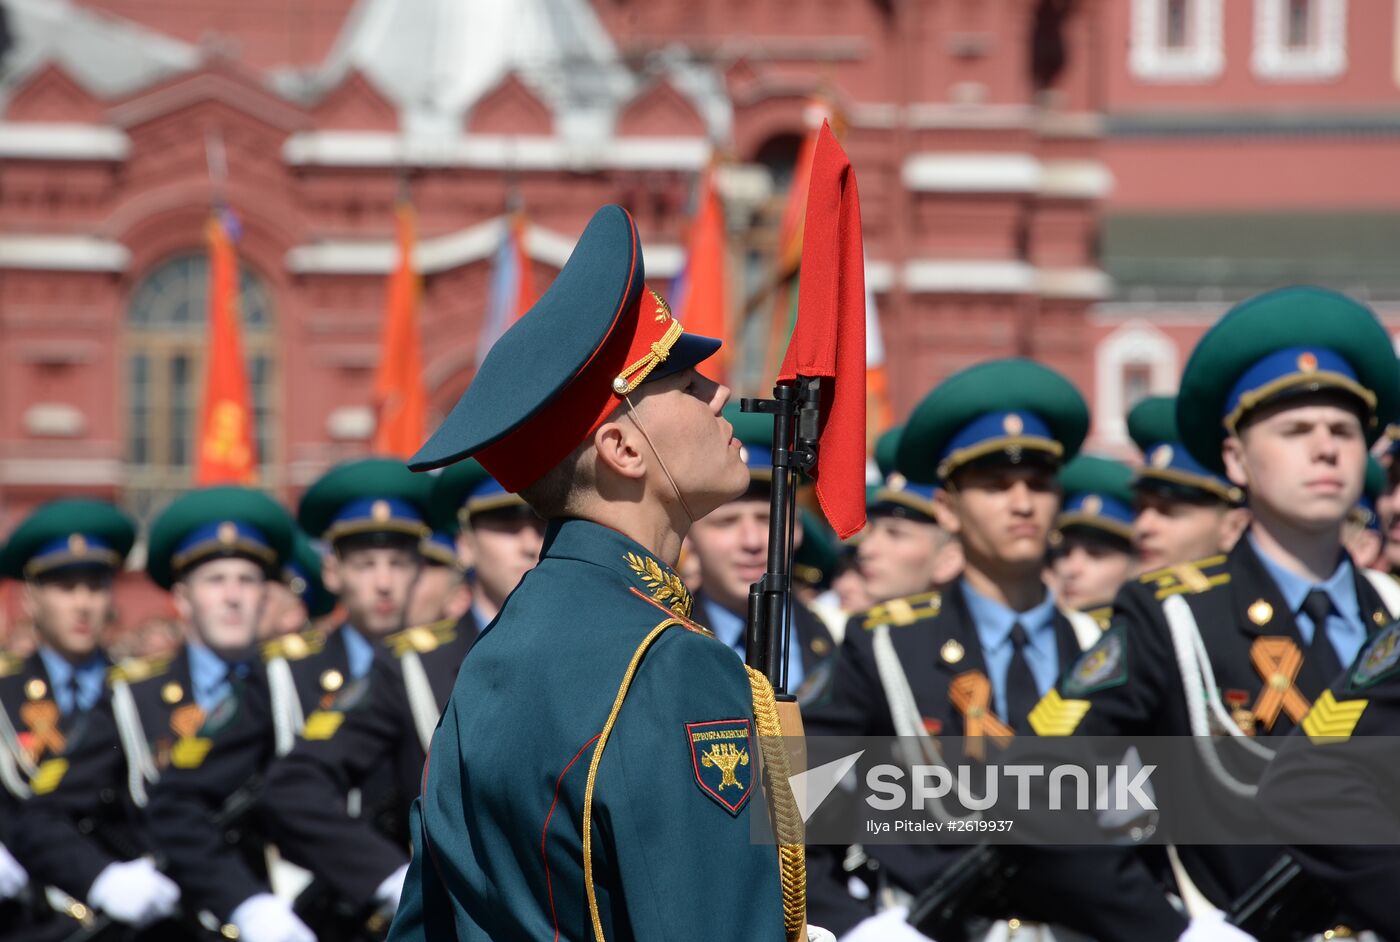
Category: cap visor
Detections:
[{"x1": 648, "y1": 333, "x2": 722, "y2": 384}]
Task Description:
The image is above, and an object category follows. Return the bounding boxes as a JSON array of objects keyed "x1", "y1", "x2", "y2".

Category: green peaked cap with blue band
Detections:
[
  {"x1": 1177, "y1": 286, "x2": 1400, "y2": 475},
  {"x1": 896, "y1": 358, "x2": 1089, "y2": 484},
  {"x1": 147, "y1": 487, "x2": 295, "y2": 590},
  {"x1": 0, "y1": 499, "x2": 136, "y2": 581},
  {"x1": 297, "y1": 457, "x2": 435, "y2": 544},
  {"x1": 1127, "y1": 395, "x2": 1244, "y2": 505},
  {"x1": 1057, "y1": 455, "x2": 1136, "y2": 544}
]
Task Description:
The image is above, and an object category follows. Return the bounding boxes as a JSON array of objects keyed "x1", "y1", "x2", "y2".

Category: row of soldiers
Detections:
[
  {"x1": 356, "y1": 204, "x2": 1398, "y2": 942},
  {"x1": 0, "y1": 457, "x2": 547, "y2": 942},
  {"x1": 803, "y1": 285, "x2": 1400, "y2": 941},
  {"x1": 3, "y1": 206, "x2": 1400, "y2": 942}
]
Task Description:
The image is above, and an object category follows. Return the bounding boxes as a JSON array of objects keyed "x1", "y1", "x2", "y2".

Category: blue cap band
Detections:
[
  {"x1": 422, "y1": 531, "x2": 460, "y2": 566},
  {"x1": 1353, "y1": 495, "x2": 1380, "y2": 533},
  {"x1": 325, "y1": 497, "x2": 428, "y2": 542},
  {"x1": 939, "y1": 410, "x2": 1061, "y2": 477},
  {"x1": 25, "y1": 534, "x2": 120, "y2": 578},
  {"x1": 460, "y1": 475, "x2": 528, "y2": 517},
  {"x1": 1135, "y1": 441, "x2": 1244, "y2": 505},
  {"x1": 1058, "y1": 491, "x2": 1135, "y2": 541},
  {"x1": 742, "y1": 442, "x2": 775, "y2": 481},
  {"x1": 172, "y1": 520, "x2": 276, "y2": 573},
  {"x1": 869, "y1": 474, "x2": 939, "y2": 521},
  {"x1": 1224, "y1": 346, "x2": 1374, "y2": 432}
]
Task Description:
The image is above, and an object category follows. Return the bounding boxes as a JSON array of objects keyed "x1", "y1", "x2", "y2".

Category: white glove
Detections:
[
  {"x1": 839, "y1": 906, "x2": 935, "y2": 942},
  {"x1": 86, "y1": 858, "x2": 180, "y2": 927},
  {"x1": 230, "y1": 893, "x2": 316, "y2": 942},
  {"x1": 808, "y1": 925, "x2": 837, "y2": 942},
  {"x1": 373, "y1": 862, "x2": 409, "y2": 915},
  {"x1": 0, "y1": 843, "x2": 27, "y2": 900},
  {"x1": 1177, "y1": 911, "x2": 1258, "y2": 942}
]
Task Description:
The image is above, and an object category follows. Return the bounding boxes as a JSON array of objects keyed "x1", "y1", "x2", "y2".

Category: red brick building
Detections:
[{"x1": 1, "y1": 0, "x2": 1397, "y2": 626}]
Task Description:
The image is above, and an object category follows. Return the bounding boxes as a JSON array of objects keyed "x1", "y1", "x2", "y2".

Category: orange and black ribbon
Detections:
[
  {"x1": 19, "y1": 701, "x2": 64, "y2": 762},
  {"x1": 1250, "y1": 637, "x2": 1311, "y2": 731},
  {"x1": 949, "y1": 671, "x2": 1015, "y2": 761}
]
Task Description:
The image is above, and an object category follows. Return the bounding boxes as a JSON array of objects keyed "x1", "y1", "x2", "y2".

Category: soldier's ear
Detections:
[
  {"x1": 932, "y1": 486, "x2": 962, "y2": 535},
  {"x1": 592, "y1": 419, "x2": 646, "y2": 482},
  {"x1": 320, "y1": 553, "x2": 343, "y2": 594},
  {"x1": 19, "y1": 581, "x2": 38, "y2": 620},
  {"x1": 1221, "y1": 436, "x2": 1250, "y2": 490},
  {"x1": 170, "y1": 581, "x2": 194, "y2": 623}
]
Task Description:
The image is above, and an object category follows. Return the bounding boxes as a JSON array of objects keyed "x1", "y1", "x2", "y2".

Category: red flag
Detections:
[
  {"x1": 779, "y1": 121, "x2": 867, "y2": 539},
  {"x1": 675, "y1": 168, "x2": 731, "y2": 384},
  {"x1": 373, "y1": 200, "x2": 427, "y2": 458},
  {"x1": 195, "y1": 211, "x2": 258, "y2": 485}
]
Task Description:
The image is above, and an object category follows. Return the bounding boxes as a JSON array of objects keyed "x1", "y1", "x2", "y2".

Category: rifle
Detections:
[
  {"x1": 742, "y1": 376, "x2": 822, "y2": 699},
  {"x1": 906, "y1": 844, "x2": 1017, "y2": 942},
  {"x1": 1227, "y1": 855, "x2": 1340, "y2": 940}
]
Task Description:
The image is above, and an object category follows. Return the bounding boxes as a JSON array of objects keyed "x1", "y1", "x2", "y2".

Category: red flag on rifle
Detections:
[{"x1": 778, "y1": 120, "x2": 867, "y2": 539}]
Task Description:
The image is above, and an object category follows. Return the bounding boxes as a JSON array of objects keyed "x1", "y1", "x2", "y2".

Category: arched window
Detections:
[{"x1": 125, "y1": 254, "x2": 278, "y2": 521}]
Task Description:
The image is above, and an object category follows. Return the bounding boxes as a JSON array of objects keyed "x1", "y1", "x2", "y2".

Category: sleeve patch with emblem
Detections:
[
  {"x1": 1061, "y1": 628, "x2": 1128, "y2": 697},
  {"x1": 1346, "y1": 621, "x2": 1400, "y2": 692},
  {"x1": 685, "y1": 719, "x2": 752, "y2": 815},
  {"x1": 1301, "y1": 689, "x2": 1368, "y2": 743}
]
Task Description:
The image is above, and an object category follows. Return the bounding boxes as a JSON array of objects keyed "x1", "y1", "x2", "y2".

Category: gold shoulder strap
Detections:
[{"x1": 581, "y1": 619, "x2": 806, "y2": 942}]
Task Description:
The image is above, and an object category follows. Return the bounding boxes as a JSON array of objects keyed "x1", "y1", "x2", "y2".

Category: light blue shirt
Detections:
[
  {"x1": 339, "y1": 624, "x2": 375, "y2": 681},
  {"x1": 187, "y1": 642, "x2": 252, "y2": 713},
  {"x1": 702, "y1": 597, "x2": 806, "y2": 692},
  {"x1": 1249, "y1": 534, "x2": 1366, "y2": 669},
  {"x1": 37, "y1": 647, "x2": 105, "y2": 715},
  {"x1": 961, "y1": 580, "x2": 1060, "y2": 722}
]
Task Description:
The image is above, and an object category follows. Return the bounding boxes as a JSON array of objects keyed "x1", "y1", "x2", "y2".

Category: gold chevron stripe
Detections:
[
  {"x1": 1028, "y1": 690, "x2": 1092, "y2": 737},
  {"x1": 1301, "y1": 689, "x2": 1368, "y2": 743}
]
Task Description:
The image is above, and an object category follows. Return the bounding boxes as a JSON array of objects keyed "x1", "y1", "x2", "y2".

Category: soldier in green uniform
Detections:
[
  {"x1": 685, "y1": 404, "x2": 835, "y2": 703},
  {"x1": 1025, "y1": 286, "x2": 1400, "y2": 937},
  {"x1": 1127, "y1": 395, "x2": 1249, "y2": 572},
  {"x1": 134, "y1": 487, "x2": 314, "y2": 942},
  {"x1": 804, "y1": 358, "x2": 1170, "y2": 939},
  {"x1": 0, "y1": 499, "x2": 184, "y2": 935},
  {"x1": 1049, "y1": 455, "x2": 1136, "y2": 620},
  {"x1": 387, "y1": 204, "x2": 805, "y2": 941}
]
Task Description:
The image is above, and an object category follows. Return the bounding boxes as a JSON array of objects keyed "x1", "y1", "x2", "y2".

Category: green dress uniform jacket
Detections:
[{"x1": 387, "y1": 518, "x2": 785, "y2": 942}]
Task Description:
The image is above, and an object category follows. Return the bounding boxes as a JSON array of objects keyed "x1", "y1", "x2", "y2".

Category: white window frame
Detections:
[
  {"x1": 1130, "y1": 0, "x2": 1225, "y2": 82},
  {"x1": 1253, "y1": 0, "x2": 1347, "y2": 80},
  {"x1": 1095, "y1": 321, "x2": 1180, "y2": 445}
]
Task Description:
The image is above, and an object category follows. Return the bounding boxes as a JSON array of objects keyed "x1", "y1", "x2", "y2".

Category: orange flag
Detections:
[
  {"x1": 373, "y1": 200, "x2": 426, "y2": 458},
  {"x1": 195, "y1": 210, "x2": 258, "y2": 485},
  {"x1": 674, "y1": 167, "x2": 730, "y2": 384}
]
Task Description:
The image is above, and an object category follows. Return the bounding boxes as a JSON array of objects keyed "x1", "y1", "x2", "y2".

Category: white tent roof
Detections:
[{"x1": 0, "y1": 0, "x2": 198, "y2": 108}]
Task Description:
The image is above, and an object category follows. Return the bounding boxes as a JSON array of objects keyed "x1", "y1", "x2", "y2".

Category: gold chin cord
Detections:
[
  {"x1": 581, "y1": 620, "x2": 808, "y2": 942},
  {"x1": 621, "y1": 394, "x2": 699, "y2": 528}
]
